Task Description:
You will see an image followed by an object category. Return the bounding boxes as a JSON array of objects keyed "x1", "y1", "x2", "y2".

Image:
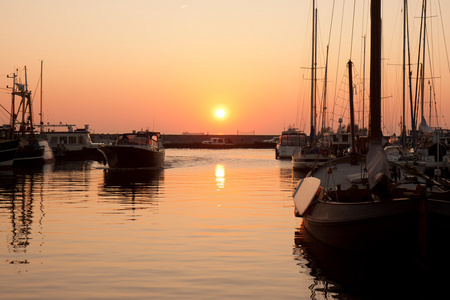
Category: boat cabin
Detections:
[{"x1": 117, "y1": 132, "x2": 162, "y2": 149}]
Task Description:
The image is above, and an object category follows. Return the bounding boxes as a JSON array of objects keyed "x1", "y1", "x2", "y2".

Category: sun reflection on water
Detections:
[{"x1": 215, "y1": 164, "x2": 225, "y2": 190}]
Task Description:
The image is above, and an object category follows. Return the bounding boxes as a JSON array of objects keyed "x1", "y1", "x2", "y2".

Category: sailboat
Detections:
[
  {"x1": 292, "y1": 0, "x2": 421, "y2": 254},
  {"x1": 292, "y1": 2, "x2": 335, "y2": 171},
  {"x1": 8, "y1": 67, "x2": 55, "y2": 167}
]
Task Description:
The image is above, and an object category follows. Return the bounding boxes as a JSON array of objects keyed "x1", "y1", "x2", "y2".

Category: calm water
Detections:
[{"x1": 0, "y1": 149, "x2": 446, "y2": 299}]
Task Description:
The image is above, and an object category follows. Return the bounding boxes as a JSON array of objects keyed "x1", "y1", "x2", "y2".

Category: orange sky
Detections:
[{"x1": 1, "y1": 0, "x2": 449, "y2": 135}]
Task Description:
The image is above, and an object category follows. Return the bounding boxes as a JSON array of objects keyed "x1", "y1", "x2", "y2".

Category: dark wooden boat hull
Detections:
[
  {"x1": 99, "y1": 146, "x2": 165, "y2": 169},
  {"x1": 0, "y1": 139, "x2": 19, "y2": 170},
  {"x1": 302, "y1": 198, "x2": 418, "y2": 253}
]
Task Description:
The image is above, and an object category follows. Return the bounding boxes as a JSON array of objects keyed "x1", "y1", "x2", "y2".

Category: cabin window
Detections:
[
  {"x1": 78, "y1": 136, "x2": 85, "y2": 144},
  {"x1": 50, "y1": 137, "x2": 58, "y2": 144},
  {"x1": 289, "y1": 135, "x2": 299, "y2": 145},
  {"x1": 60, "y1": 137, "x2": 67, "y2": 144},
  {"x1": 333, "y1": 135, "x2": 339, "y2": 142},
  {"x1": 342, "y1": 135, "x2": 348, "y2": 142},
  {"x1": 69, "y1": 137, "x2": 77, "y2": 144}
]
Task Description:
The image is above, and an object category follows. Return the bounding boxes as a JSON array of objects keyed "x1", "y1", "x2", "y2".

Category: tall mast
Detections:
[
  {"x1": 7, "y1": 71, "x2": 17, "y2": 128},
  {"x1": 429, "y1": 81, "x2": 432, "y2": 124},
  {"x1": 402, "y1": 0, "x2": 406, "y2": 147},
  {"x1": 322, "y1": 45, "x2": 329, "y2": 134},
  {"x1": 310, "y1": 0, "x2": 315, "y2": 142},
  {"x1": 363, "y1": 35, "x2": 366, "y2": 135},
  {"x1": 406, "y1": 0, "x2": 416, "y2": 149},
  {"x1": 40, "y1": 60, "x2": 43, "y2": 132},
  {"x1": 314, "y1": 7, "x2": 318, "y2": 138},
  {"x1": 348, "y1": 60, "x2": 356, "y2": 153},
  {"x1": 421, "y1": 0, "x2": 427, "y2": 121},
  {"x1": 370, "y1": 0, "x2": 382, "y2": 141}
]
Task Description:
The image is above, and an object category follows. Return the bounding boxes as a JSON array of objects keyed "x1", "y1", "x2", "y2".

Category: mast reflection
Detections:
[{"x1": 0, "y1": 169, "x2": 46, "y2": 264}]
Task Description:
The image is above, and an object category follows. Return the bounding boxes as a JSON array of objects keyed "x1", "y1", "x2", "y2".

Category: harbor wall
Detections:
[{"x1": 91, "y1": 134, "x2": 278, "y2": 149}]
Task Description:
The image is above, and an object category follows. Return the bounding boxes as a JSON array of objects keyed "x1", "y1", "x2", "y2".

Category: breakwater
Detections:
[{"x1": 91, "y1": 134, "x2": 278, "y2": 149}]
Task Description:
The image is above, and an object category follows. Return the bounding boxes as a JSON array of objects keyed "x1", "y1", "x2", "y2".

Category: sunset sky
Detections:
[{"x1": 1, "y1": 0, "x2": 449, "y2": 135}]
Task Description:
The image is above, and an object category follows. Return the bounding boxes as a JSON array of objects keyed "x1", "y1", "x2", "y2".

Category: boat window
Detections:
[
  {"x1": 78, "y1": 136, "x2": 85, "y2": 144},
  {"x1": 342, "y1": 135, "x2": 348, "y2": 142},
  {"x1": 288, "y1": 135, "x2": 300, "y2": 146},
  {"x1": 50, "y1": 137, "x2": 58, "y2": 143},
  {"x1": 60, "y1": 137, "x2": 67, "y2": 144},
  {"x1": 69, "y1": 136, "x2": 77, "y2": 144}
]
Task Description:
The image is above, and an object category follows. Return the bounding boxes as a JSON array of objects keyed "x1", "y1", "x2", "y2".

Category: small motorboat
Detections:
[
  {"x1": 201, "y1": 137, "x2": 234, "y2": 148},
  {"x1": 98, "y1": 131, "x2": 165, "y2": 169}
]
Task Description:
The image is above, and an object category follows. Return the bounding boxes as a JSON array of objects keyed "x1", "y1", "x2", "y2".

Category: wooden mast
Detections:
[
  {"x1": 40, "y1": 60, "x2": 44, "y2": 132},
  {"x1": 370, "y1": 0, "x2": 381, "y2": 141},
  {"x1": 310, "y1": 0, "x2": 316, "y2": 142},
  {"x1": 402, "y1": 0, "x2": 407, "y2": 147},
  {"x1": 348, "y1": 60, "x2": 356, "y2": 154}
]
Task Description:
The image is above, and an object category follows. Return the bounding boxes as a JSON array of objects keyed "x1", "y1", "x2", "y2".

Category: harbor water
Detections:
[{"x1": 0, "y1": 149, "x2": 446, "y2": 299}]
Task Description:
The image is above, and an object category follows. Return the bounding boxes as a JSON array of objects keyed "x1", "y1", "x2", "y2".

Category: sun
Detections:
[{"x1": 216, "y1": 109, "x2": 226, "y2": 119}]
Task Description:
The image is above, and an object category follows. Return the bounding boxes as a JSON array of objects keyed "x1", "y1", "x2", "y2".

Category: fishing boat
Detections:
[
  {"x1": 275, "y1": 126, "x2": 307, "y2": 159},
  {"x1": 292, "y1": 0, "x2": 420, "y2": 254},
  {"x1": 7, "y1": 67, "x2": 55, "y2": 167},
  {"x1": 98, "y1": 130, "x2": 165, "y2": 169},
  {"x1": 39, "y1": 124, "x2": 103, "y2": 160}
]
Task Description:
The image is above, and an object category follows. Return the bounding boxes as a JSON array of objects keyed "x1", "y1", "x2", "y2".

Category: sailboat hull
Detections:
[{"x1": 302, "y1": 198, "x2": 418, "y2": 253}]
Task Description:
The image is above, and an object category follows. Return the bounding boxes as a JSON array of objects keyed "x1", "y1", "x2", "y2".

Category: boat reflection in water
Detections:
[
  {"x1": 293, "y1": 224, "x2": 450, "y2": 299},
  {"x1": 99, "y1": 168, "x2": 164, "y2": 217},
  {"x1": 0, "y1": 167, "x2": 50, "y2": 265}
]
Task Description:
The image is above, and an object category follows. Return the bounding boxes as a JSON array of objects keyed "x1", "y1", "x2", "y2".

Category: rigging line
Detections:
[
  {"x1": 0, "y1": 103, "x2": 11, "y2": 116},
  {"x1": 32, "y1": 75, "x2": 41, "y2": 105},
  {"x1": 438, "y1": 0, "x2": 450, "y2": 73},
  {"x1": 349, "y1": 0, "x2": 357, "y2": 60},
  {"x1": 327, "y1": 0, "x2": 336, "y2": 45},
  {"x1": 425, "y1": 8, "x2": 438, "y2": 127},
  {"x1": 332, "y1": 0, "x2": 346, "y2": 130},
  {"x1": 413, "y1": 0, "x2": 425, "y2": 128}
]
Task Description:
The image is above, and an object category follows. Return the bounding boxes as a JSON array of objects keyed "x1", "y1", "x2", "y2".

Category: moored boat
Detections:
[
  {"x1": 98, "y1": 130, "x2": 165, "y2": 169},
  {"x1": 292, "y1": 1, "x2": 420, "y2": 255},
  {"x1": 275, "y1": 126, "x2": 307, "y2": 159},
  {"x1": 292, "y1": 146, "x2": 334, "y2": 171},
  {"x1": 38, "y1": 124, "x2": 103, "y2": 160},
  {"x1": 7, "y1": 66, "x2": 55, "y2": 168},
  {"x1": 201, "y1": 137, "x2": 234, "y2": 148}
]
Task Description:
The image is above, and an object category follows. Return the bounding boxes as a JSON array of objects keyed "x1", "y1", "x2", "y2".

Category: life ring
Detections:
[{"x1": 322, "y1": 149, "x2": 330, "y2": 157}]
